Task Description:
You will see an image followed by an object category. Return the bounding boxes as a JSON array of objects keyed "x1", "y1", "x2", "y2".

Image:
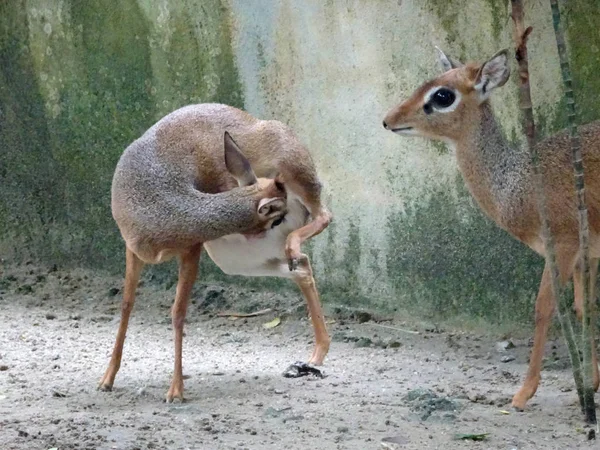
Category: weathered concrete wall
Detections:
[{"x1": 2, "y1": 0, "x2": 599, "y2": 324}]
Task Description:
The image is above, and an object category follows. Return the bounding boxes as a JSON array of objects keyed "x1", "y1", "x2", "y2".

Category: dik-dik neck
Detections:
[
  {"x1": 186, "y1": 188, "x2": 262, "y2": 242},
  {"x1": 454, "y1": 102, "x2": 532, "y2": 227}
]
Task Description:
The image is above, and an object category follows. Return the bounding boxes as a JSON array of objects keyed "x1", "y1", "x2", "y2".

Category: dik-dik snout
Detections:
[
  {"x1": 245, "y1": 177, "x2": 288, "y2": 234},
  {"x1": 383, "y1": 48, "x2": 510, "y2": 145}
]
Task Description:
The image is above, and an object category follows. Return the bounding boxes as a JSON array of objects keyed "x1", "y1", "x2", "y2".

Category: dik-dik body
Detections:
[
  {"x1": 100, "y1": 104, "x2": 331, "y2": 402},
  {"x1": 383, "y1": 49, "x2": 600, "y2": 410}
]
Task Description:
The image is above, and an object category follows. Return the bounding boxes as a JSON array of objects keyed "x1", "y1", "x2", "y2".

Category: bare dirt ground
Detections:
[{"x1": 0, "y1": 263, "x2": 598, "y2": 450}]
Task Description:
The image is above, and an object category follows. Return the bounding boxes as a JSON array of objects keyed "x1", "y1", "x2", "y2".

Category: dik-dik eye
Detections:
[{"x1": 431, "y1": 88, "x2": 456, "y2": 109}]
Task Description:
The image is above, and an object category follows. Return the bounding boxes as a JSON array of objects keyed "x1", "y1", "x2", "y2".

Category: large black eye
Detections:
[{"x1": 431, "y1": 88, "x2": 456, "y2": 108}]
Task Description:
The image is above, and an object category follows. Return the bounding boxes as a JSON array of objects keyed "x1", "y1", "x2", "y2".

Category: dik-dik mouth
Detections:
[{"x1": 391, "y1": 126, "x2": 415, "y2": 135}]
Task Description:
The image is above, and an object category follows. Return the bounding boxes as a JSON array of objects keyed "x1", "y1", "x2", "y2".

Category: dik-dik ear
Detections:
[
  {"x1": 257, "y1": 197, "x2": 286, "y2": 219},
  {"x1": 435, "y1": 46, "x2": 464, "y2": 72},
  {"x1": 474, "y1": 49, "x2": 510, "y2": 102},
  {"x1": 224, "y1": 131, "x2": 258, "y2": 187}
]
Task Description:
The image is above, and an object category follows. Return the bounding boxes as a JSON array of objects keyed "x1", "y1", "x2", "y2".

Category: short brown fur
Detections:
[
  {"x1": 384, "y1": 49, "x2": 600, "y2": 410},
  {"x1": 100, "y1": 104, "x2": 332, "y2": 402}
]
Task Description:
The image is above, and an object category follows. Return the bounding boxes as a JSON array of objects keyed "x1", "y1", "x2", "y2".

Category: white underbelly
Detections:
[{"x1": 203, "y1": 197, "x2": 308, "y2": 276}]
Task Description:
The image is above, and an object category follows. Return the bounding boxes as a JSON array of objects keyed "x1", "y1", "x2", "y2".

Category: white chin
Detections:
[{"x1": 393, "y1": 128, "x2": 420, "y2": 136}]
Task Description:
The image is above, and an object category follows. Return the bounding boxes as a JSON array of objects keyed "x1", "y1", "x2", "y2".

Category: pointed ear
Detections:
[
  {"x1": 436, "y1": 46, "x2": 464, "y2": 72},
  {"x1": 257, "y1": 197, "x2": 286, "y2": 219},
  {"x1": 224, "y1": 131, "x2": 257, "y2": 187},
  {"x1": 474, "y1": 49, "x2": 510, "y2": 101}
]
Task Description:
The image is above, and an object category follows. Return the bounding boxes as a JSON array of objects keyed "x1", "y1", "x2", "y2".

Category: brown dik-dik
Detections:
[
  {"x1": 383, "y1": 49, "x2": 600, "y2": 410},
  {"x1": 99, "y1": 104, "x2": 332, "y2": 402}
]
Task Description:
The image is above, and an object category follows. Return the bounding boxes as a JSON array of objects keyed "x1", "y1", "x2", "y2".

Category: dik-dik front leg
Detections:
[
  {"x1": 512, "y1": 247, "x2": 577, "y2": 410},
  {"x1": 167, "y1": 244, "x2": 202, "y2": 403},
  {"x1": 99, "y1": 248, "x2": 144, "y2": 391}
]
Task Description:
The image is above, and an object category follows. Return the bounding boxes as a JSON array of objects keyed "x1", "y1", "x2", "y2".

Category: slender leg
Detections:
[
  {"x1": 99, "y1": 248, "x2": 144, "y2": 391},
  {"x1": 512, "y1": 248, "x2": 576, "y2": 410},
  {"x1": 512, "y1": 264, "x2": 555, "y2": 410},
  {"x1": 292, "y1": 255, "x2": 330, "y2": 365},
  {"x1": 166, "y1": 244, "x2": 202, "y2": 403},
  {"x1": 211, "y1": 253, "x2": 331, "y2": 365}
]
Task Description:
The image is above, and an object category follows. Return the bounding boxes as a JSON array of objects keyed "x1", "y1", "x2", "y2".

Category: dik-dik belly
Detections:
[{"x1": 203, "y1": 197, "x2": 308, "y2": 276}]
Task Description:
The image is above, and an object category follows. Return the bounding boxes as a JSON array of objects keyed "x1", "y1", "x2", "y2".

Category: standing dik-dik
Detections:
[
  {"x1": 383, "y1": 49, "x2": 600, "y2": 410},
  {"x1": 100, "y1": 104, "x2": 332, "y2": 402}
]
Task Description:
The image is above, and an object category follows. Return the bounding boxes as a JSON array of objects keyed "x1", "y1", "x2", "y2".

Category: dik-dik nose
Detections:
[{"x1": 382, "y1": 120, "x2": 389, "y2": 129}]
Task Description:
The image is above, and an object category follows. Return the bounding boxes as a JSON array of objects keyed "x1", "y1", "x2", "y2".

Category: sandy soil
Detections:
[{"x1": 0, "y1": 263, "x2": 598, "y2": 450}]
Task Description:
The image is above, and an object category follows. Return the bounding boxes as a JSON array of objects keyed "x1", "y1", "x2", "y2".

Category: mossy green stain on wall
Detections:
[
  {"x1": 426, "y1": 0, "x2": 509, "y2": 56},
  {"x1": 563, "y1": 0, "x2": 600, "y2": 125},
  {"x1": 0, "y1": 1, "x2": 59, "y2": 250},
  {"x1": 386, "y1": 177, "x2": 541, "y2": 324},
  {"x1": 533, "y1": 1, "x2": 600, "y2": 138},
  {"x1": 4, "y1": 0, "x2": 600, "y2": 327},
  {"x1": 0, "y1": 0, "x2": 245, "y2": 273}
]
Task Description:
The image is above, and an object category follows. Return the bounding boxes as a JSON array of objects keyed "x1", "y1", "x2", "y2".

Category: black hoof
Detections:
[{"x1": 283, "y1": 361, "x2": 324, "y2": 379}]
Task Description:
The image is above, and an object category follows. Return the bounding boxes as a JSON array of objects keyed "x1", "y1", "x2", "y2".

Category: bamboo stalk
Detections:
[
  {"x1": 509, "y1": 0, "x2": 585, "y2": 408},
  {"x1": 549, "y1": 0, "x2": 597, "y2": 429}
]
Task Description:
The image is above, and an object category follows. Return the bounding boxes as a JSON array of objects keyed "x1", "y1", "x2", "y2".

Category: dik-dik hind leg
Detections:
[
  {"x1": 244, "y1": 255, "x2": 330, "y2": 364},
  {"x1": 166, "y1": 244, "x2": 202, "y2": 403},
  {"x1": 292, "y1": 255, "x2": 330, "y2": 365},
  {"x1": 573, "y1": 258, "x2": 600, "y2": 391},
  {"x1": 512, "y1": 249, "x2": 577, "y2": 410},
  {"x1": 99, "y1": 248, "x2": 144, "y2": 391}
]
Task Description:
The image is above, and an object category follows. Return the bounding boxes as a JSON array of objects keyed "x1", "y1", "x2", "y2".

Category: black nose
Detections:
[{"x1": 382, "y1": 120, "x2": 388, "y2": 129}]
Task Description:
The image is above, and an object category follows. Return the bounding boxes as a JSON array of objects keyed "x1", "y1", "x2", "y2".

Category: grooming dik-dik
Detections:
[
  {"x1": 383, "y1": 49, "x2": 600, "y2": 410},
  {"x1": 100, "y1": 104, "x2": 332, "y2": 402}
]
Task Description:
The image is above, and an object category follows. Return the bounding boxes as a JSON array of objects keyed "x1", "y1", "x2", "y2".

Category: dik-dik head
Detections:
[
  {"x1": 223, "y1": 131, "x2": 287, "y2": 231},
  {"x1": 383, "y1": 48, "x2": 511, "y2": 144}
]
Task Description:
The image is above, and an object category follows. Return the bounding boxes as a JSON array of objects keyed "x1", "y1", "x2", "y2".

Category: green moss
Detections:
[
  {"x1": 426, "y1": 0, "x2": 461, "y2": 47},
  {"x1": 0, "y1": 0, "x2": 245, "y2": 273},
  {"x1": 563, "y1": 0, "x2": 600, "y2": 125},
  {"x1": 0, "y1": 1, "x2": 57, "y2": 255},
  {"x1": 319, "y1": 220, "x2": 373, "y2": 308},
  {"x1": 427, "y1": 0, "x2": 507, "y2": 49},
  {"x1": 385, "y1": 176, "x2": 541, "y2": 324},
  {"x1": 532, "y1": 2, "x2": 600, "y2": 139},
  {"x1": 485, "y1": 0, "x2": 508, "y2": 42},
  {"x1": 215, "y1": 3, "x2": 245, "y2": 109}
]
